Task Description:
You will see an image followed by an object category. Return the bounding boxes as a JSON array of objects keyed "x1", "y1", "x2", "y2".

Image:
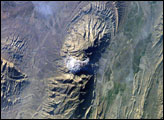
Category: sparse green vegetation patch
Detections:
[
  {"x1": 104, "y1": 81, "x2": 126, "y2": 114},
  {"x1": 133, "y1": 34, "x2": 152, "y2": 74},
  {"x1": 124, "y1": 3, "x2": 144, "y2": 39}
]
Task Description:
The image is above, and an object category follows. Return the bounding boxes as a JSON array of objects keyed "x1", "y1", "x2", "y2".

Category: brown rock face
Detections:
[
  {"x1": 61, "y1": 2, "x2": 118, "y2": 60},
  {"x1": 1, "y1": 58, "x2": 28, "y2": 112},
  {"x1": 35, "y1": 1, "x2": 123, "y2": 119},
  {"x1": 1, "y1": 1, "x2": 163, "y2": 119}
]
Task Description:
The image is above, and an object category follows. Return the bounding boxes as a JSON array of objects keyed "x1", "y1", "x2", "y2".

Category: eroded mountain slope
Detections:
[{"x1": 1, "y1": 1, "x2": 163, "y2": 119}]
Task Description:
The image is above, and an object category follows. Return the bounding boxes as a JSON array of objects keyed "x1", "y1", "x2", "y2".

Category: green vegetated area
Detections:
[
  {"x1": 104, "y1": 66, "x2": 111, "y2": 81},
  {"x1": 124, "y1": 2, "x2": 144, "y2": 39},
  {"x1": 123, "y1": 2, "x2": 152, "y2": 75},
  {"x1": 105, "y1": 81, "x2": 126, "y2": 114},
  {"x1": 133, "y1": 34, "x2": 152, "y2": 74}
]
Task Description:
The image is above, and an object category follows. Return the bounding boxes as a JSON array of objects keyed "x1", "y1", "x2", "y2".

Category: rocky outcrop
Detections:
[
  {"x1": 1, "y1": 58, "x2": 28, "y2": 111},
  {"x1": 1, "y1": 1, "x2": 162, "y2": 119},
  {"x1": 36, "y1": 1, "x2": 126, "y2": 119},
  {"x1": 34, "y1": 73, "x2": 92, "y2": 119},
  {"x1": 61, "y1": 2, "x2": 118, "y2": 61},
  {"x1": 90, "y1": 2, "x2": 163, "y2": 119}
]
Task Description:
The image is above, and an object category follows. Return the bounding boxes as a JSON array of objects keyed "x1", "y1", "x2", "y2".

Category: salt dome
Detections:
[{"x1": 65, "y1": 56, "x2": 89, "y2": 73}]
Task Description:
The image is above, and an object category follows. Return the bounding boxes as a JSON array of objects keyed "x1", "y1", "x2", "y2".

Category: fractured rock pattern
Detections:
[
  {"x1": 1, "y1": 58, "x2": 28, "y2": 111},
  {"x1": 36, "y1": 1, "x2": 125, "y2": 119},
  {"x1": 1, "y1": 1, "x2": 163, "y2": 119}
]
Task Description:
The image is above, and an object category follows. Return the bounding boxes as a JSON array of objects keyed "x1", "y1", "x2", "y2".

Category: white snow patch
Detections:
[{"x1": 65, "y1": 56, "x2": 89, "y2": 73}]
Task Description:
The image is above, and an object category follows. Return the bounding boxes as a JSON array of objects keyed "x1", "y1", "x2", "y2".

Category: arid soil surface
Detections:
[{"x1": 1, "y1": 1, "x2": 163, "y2": 119}]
